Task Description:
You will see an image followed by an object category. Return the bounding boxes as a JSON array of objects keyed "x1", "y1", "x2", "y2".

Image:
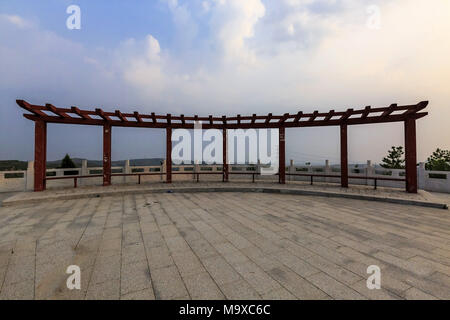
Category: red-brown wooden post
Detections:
[
  {"x1": 340, "y1": 124, "x2": 348, "y2": 188},
  {"x1": 166, "y1": 127, "x2": 172, "y2": 183},
  {"x1": 34, "y1": 120, "x2": 47, "y2": 191},
  {"x1": 103, "y1": 124, "x2": 112, "y2": 186},
  {"x1": 404, "y1": 118, "x2": 417, "y2": 193},
  {"x1": 279, "y1": 127, "x2": 286, "y2": 184},
  {"x1": 223, "y1": 128, "x2": 228, "y2": 182}
]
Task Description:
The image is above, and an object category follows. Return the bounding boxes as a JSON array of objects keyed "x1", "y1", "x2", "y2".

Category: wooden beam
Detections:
[
  {"x1": 209, "y1": 115, "x2": 213, "y2": 125},
  {"x1": 166, "y1": 127, "x2": 172, "y2": 183},
  {"x1": 404, "y1": 118, "x2": 417, "y2": 193},
  {"x1": 279, "y1": 113, "x2": 289, "y2": 124},
  {"x1": 309, "y1": 111, "x2": 319, "y2": 122},
  {"x1": 265, "y1": 113, "x2": 273, "y2": 124},
  {"x1": 341, "y1": 109, "x2": 354, "y2": 121},
  {"x1": 133, "y1": 111, "x2": 142, "y2": 123},
  {"x1": 167, "y1": 114, "x2": 171, "y2": 125},
  {"x1": 279, "y1": 127, "x2": 286, "y2": 184},
  {"x1": 16, "y1": 100, "x2": 47, "y2": 117},
  {"x1": 361, "y1": 106, "x2": 371, "y2": 119},
  {"x1": 381, "y1": 104, "x2": 397, "y2": 117},
  {"x1": 71, "y1": 106, "x2": 91, "y2": 120},
  {"x1": 324, "y1": 110, "x2": 334, "y2": 121},
  {"x1": 115, "y1": 110, "x2": 128, "y2": 122},
  {"x1": 95, "y1": 108, "x2": 111, "y2": 121},
  {"x1": 251, "y1": 114, "x2": 256, "y2": 124},
  {"x1": 294, "y1": 111, "x2": 303, "y2": 123},
  {"x1": 103, "y1": 124, "x2": 112, "y2": 186},
  {"x1": 45, "y1": 104, "x2": 69, "y2": 118},
  {"x1": 340, "y1": 124, "x2": 348, "y2": 188},
  {"x1": 34, "y1": 120, "x2": 46, "y2": 191},
  {"x1": 151, "y1": 112, "x2": 156, "y2": 123},
  {"x1": 180, "y1": 114, "x2": 185, "y2": 124},
  {"x1": 223, "y1": 128, "x2": 228, "y2": 182}
]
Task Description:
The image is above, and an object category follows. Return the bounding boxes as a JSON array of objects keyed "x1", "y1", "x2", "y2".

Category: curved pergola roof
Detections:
[{"x1": 16, "y1": 100, "x2": 428, "y2": 129}]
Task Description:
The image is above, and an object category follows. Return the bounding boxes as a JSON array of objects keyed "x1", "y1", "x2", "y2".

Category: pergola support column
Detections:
[
  {"x1": 279, "y1": 127, "x2": 286, "y2": 184},
  {"x1": 166, "y1": 127, "x2": 172, "y2": 183},
  {"x1": 340, "y1": 124, "x2": 348, "y2": 188},
  {"x1": 34, "y1": 120, "x2": 47, "y2": 191},
  {"x1": 223, "y1": 128, "x2": 228, "y2": 182},
  {"x1": 103, "y1": 124, "x2": 112, "y2": 186},
  {"x1": 404, "y1": 118, "x2": 417, "y2": 193}
]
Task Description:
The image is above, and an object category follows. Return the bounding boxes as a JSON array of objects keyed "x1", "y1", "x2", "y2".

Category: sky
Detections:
[{"x1": 0, "y1": 0, "x2": 449, "y2": 164}]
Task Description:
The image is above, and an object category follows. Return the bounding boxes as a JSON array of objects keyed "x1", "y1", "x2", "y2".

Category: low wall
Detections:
[{"x1": 0, "y1": 160, "x2": 449, "y2": 193}]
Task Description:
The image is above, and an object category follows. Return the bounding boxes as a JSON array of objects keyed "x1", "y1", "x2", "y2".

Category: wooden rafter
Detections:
[{"x1": 16, "y1": 100, "x2": 429, "y2": 129}]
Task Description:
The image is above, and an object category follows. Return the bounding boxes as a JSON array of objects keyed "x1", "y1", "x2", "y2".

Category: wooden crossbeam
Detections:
[
  {"x1": 361, "y1": 106, "x2": 371, "y2": 119},
  {"x1": 95, "y1": 108, "x2": 111, "y2": 121},
  {"x1": 115, "y1": 110, "x2": 128, "y2": 122},
  {"x1": 381, "y1": 104, "x2": 397, "y2": 117},
  {"x1": 308, "y1": 111, "x2": 319, "y2": 122},
  {"x1": 294, "y1": 112, "x2": 303, "y2": 122},
  {"x1": 45, "y1": 104, "x2": 69, "y2": 118},
  {"x1": 71, "y1": 106, "x2": 91, "y2": 120},
  {"x1": 404, "y1": 101, "x2": 429, "y2": 116},
  {"x1": 341, "y1": 108, "x2": 354, "y2": 121},
  {"x1": 279, "y1": 113, "x2": 290, "y2": 123},
  {"x1": 16, "y1": 100, "x2": 47, "y2": 117},
  {"x1": 16, "y1": 100, "x2": 429, "y2": 130},
  {"x1": 133, "y1": 111, "x2": 142, "y2": 123},
  {"x1": 324, "y1": 110, "x2": 334, "y2": 121}
]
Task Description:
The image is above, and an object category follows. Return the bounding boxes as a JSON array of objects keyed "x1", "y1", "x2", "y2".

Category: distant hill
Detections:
[{"x1": 0, "y1": 158, "x2": 164, "y2": 171}]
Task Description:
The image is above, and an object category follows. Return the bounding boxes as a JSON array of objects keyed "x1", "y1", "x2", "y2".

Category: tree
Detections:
[
  {"x1": 425, "y1": 148, "x2": 450, "y2": 171},
  {"x1": 60, "y1": 154, "x2": 76, "y2": 168},
  {"x1": 380, "y1": 146, "x2": 405, "y2": 169}
]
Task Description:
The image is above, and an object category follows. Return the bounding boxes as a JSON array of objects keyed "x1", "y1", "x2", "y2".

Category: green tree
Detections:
[
  {"x1": 425, "y1": 148, "x2": 450, "y2": 171},
  {"x1": 60, "y1": 154, "x2": 76, "y2": 168},
  {"x1": 380, "y1": 146, "x2": 405, "y2": 169}
]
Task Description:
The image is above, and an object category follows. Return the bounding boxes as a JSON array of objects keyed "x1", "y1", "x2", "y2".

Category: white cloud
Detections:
[{"x1": 0, "y1": 14, "x2": 31, "y2": 28}]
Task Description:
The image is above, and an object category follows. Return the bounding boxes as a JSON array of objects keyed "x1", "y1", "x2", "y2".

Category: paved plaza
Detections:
[{"x1": 0, "y1": 191, "x2": 449, "y2": 300}]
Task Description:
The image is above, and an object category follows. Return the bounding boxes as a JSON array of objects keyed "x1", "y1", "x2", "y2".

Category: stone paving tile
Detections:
[
  {"x1": 220, "y1": 280, "x2": 261, "y2": 300},
  {"x1": 0, "y1": 191, "x2": 449, "y2": 300},
  {"x1": 86, "y1": 279, "x2": 120, "y2": 300},
  {"x1": 121, "y1": 288, "x2": 155, "y2": 300},
  {"x1": 120, "y1": 260, "x2": 152, "y2": 296},
  {"x1": 183, "y1": 272, "x2": 225, "y2": 299},
  {"x1": 151, "y1": 265, "x2": 189, "y2": 300},
  {"x1": 306, "y1": 272, "x2": 366, "y2": 300},
  {"x1": 403, "y1": 287, "x2": 437, "y2": 300},
  {"x1": 268, "y1": 266, "x2": 328, "y2": 300},
  {"x1": 201, "y1": 255, "x2": 242, "y2": 286}
]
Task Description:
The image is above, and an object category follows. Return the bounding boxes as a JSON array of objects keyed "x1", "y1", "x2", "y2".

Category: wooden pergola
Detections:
[{"x1": 16, "y1": 99, "x2": 429, "y2": 193}]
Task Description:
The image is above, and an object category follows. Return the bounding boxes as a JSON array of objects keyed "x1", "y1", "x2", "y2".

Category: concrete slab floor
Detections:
[{"x1": 0, "y1": 192, "x2": 449, "y2": 300}]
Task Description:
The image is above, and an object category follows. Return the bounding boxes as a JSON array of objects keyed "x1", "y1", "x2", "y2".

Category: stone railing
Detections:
[{"x1": 0, "y1": 159, "x2": 449, "y2": 193}]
